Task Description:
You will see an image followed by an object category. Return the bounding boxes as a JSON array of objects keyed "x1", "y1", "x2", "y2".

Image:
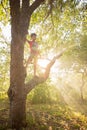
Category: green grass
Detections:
[
  {"x1": 0, "y1": 97, "x2": 87, "y2": 130},
  {"x1": 26, "y1": 103, "x2": 87, "y2": 130}
]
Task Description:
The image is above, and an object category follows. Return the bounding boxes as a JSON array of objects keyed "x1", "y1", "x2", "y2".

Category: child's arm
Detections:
[{"x1": 26, "y1": 38, "x2": 30, "y2": 43}]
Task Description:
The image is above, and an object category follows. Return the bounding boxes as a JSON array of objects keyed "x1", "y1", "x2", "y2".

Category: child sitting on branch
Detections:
[{"x1": 25, "y1": 33, "x2": 40, "y2": 76}]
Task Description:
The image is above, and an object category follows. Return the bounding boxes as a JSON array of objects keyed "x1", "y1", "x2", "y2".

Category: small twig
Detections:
[{"x1": 43, "y1": 0, "x2": 54, "y2": 22}]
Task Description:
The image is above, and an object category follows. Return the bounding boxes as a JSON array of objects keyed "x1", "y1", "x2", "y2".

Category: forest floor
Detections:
[{"x1": 0, "y1": 97, "x2": 87, "y2": 130}]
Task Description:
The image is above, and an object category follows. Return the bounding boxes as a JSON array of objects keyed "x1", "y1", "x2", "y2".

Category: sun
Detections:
[{"x1": 37, "y1": 58, "x2": 49, "y2": 68}]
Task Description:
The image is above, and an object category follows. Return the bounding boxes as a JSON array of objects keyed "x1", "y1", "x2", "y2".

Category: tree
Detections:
[{"x1": 7, "y1": 0, "x2": 67, "y2": 129}]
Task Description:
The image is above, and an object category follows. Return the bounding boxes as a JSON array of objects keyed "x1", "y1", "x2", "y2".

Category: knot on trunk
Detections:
[{"x1": 7, "y1": 87, "x2": 16, "y2": 101}]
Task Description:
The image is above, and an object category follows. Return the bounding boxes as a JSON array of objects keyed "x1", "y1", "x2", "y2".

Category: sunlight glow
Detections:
[
  {"x1": 38, "y1": 59, "x2": 49, "y2": 68},
  {"x1": 2, "y1": 24, "x2": 11, "y2": 41},
  {"x1": 37, "y1": 56, "x2": 61, "y2": 77}
]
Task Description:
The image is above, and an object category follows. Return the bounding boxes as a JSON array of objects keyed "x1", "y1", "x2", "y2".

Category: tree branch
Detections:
[
  {"x1": 25, "y1": 48, "x2": 66, "y2": 94},
  {"x1": 29, "y1": 0, "x2": 45, "y2": 14},
  {"x1": 44, "y1": 0, "x2": 54, "y2": 21},
  {"x1": 10, "y1": 0, "x2": 20, "y2": 35}
]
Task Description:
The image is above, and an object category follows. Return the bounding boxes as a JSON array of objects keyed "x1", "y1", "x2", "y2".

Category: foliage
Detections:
[
  {"x1": 27, "y1": 82, "x2": 60, "y2": 104},
  {"x1": 0, "y1": 0, "x2": 10, "y2": 24},
  {"x1": 0, "y1": 29, "x2": 10, "y2": 94}
]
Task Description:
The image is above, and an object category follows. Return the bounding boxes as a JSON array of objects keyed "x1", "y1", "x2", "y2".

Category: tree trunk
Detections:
[
  {"x1": 9, "y1": 93, "x2": 26, "y2": 129},
  {"x1": 8, "y1": 34, "x2": 27, "y2": 129},
  {"x1": 8, "y1": 0, "x2": 30, "y2": 128}
]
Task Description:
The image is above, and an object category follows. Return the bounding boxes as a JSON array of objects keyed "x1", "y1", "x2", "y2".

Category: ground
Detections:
[{"x1": 0, "y1": 96, "x2": 87, "y2": 130}]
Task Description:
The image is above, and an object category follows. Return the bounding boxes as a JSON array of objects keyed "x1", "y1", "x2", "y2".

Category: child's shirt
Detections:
[{"x1": 28, "y1": 41, "x2": 38, "y2": 54}]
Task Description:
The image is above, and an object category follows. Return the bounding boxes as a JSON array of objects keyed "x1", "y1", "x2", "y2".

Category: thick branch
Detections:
[
  {"x1": 25, "y1": 76, "x2": 46, "y2": 94},
  {"x1": 44, "y1": 49, "x2": 66, "y2": 79},
  {"x1": 19, "y1": 0, "x2": 31, "y2": 36},
  {"x1": 10, "y1": 0, "x2": 20, "y2": 35},
  {"x1": 25, "y1": 49, "x2": 66, "y2": 94},
  {"x1": 29, "y1": 0, "x2": 45, "y2": 14}
]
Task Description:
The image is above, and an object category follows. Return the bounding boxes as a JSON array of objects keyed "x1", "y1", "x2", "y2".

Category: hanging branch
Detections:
[
  {"x1": 44, "y1": 0, "x2": 54, "y2": 22},
  {"x1": 29, "y1": 0, "x2": 45, "y2": 14}
]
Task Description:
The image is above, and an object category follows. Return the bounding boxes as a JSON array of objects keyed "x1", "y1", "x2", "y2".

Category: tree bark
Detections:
[
  {"x1": 8, "y1": 89, "x2": 26, "y2": 129},
  {"x1": 8, "y1": 34, "x2": 26, "y2": 129}
]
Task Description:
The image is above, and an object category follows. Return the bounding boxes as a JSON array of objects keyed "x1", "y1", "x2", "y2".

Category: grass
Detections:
[
  {"x1": 26, "y1": 101, "x2": 87, "y2": 130},
  {"x1": 0, "y1": 97, "x2": 87, "y2": 130}
]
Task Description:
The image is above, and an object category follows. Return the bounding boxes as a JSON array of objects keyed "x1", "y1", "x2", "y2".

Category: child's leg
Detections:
[
  {"x1": 34, "y1": 57, "x2": 37, "y2": 76},
  {"x1": 26, "y1": 56, "x2": 32, "y2": 68}
]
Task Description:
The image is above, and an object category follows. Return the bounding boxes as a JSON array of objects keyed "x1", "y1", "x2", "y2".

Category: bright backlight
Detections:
[{"x1": 38, "y1": 59, "x2": 49, "y2": 68}]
